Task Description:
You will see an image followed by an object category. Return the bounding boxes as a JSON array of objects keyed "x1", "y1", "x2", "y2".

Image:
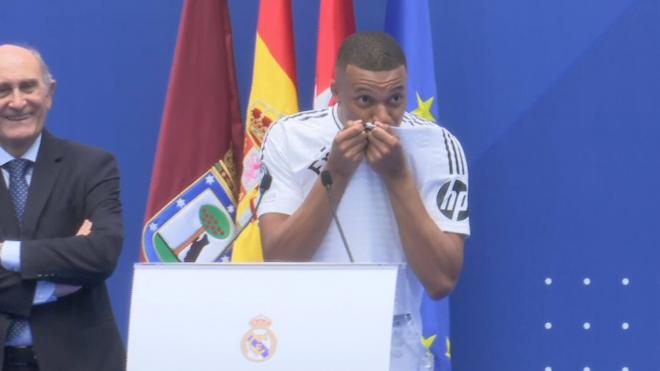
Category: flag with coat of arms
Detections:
[{"x1": 141, "y1": 0, "x2": 243, "y2": 264}]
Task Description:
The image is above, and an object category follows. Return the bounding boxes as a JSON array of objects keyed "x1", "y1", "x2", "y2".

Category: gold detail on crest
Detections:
[
  {"x1": 247, "y1": 108, "x2": 273, "y2": 146},
  {"x1": 246, "y1": 98, "x2": 291, "y2": 146},
  {"x1": 214, "y1": 148, "x2": 239, "y2": 200},
  {"x1": 241, "y1": 315, "x2": 277, "y2": 362}
]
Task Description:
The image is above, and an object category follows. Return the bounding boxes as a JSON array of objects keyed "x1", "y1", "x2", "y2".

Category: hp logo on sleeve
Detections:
[{"x1": 436, "y1": 179, "x2": 469, "y2": 221}]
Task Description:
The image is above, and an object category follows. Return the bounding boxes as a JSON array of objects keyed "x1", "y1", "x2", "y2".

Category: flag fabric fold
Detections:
[
  {"x1": 231, "y1": 0, "x2": 300, "y2": 262},
  {"x1": 386, "y1": 0, "x2": 452, "y2": 370},
  {"x1": 313, "y1": 0, "x2": 356, "y2": 109},
  {"x1": 386, "y1": 0, "x2": 440, "y2": 123},
  {"x1": 141, "y1": 0, "x2": 243, "y2": 263}
]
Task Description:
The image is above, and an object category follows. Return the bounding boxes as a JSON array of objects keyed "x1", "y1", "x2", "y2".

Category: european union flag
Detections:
[
  {"x1": 386, "y1": 0, "x2": 440, "y2": 122},
  {"x1": 386, "y1": 1, "x2": 452, "y2": 370}
]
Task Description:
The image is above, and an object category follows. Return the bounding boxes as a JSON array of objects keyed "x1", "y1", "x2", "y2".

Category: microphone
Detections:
[
  {"x1": 320, "y1": 170, "x2": 354, "y2": 263},
  {"x1": 216, "y1": 171, "x2": 272, "y2": 261}
]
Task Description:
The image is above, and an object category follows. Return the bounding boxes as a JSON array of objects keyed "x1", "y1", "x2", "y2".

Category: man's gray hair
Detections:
[
  {"x1": 26, "y1": 46, "x2": 54, "y2": 86},
  {"x1": 8, "y1": 44, "x2": 55, "y2": 86}
]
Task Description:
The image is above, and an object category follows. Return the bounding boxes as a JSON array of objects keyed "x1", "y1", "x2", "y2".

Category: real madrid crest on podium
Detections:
[{"x1": 242, "y1": 315, "x2": 277, "y2": 362}]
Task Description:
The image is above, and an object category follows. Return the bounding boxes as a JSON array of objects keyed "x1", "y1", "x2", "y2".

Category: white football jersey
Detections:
[
  {"x1": 259, "y1": 104, "x2": 469, "y2": 236},
  {"x1": 258, "y1": 104, "x2": 470, "y2": 368}
]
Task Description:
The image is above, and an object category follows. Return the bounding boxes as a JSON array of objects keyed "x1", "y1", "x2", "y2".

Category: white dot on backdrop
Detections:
[
  {"x1": 622, "y1": 367, "x2": 629, "y2": 371},
  {"x1": 622, "y1": 278, "x2": 630, "y2": 286},
  {"x1": 583, "y1": 367, "x2": 591, "y2": 371},
  {"x1": 545, "y1": 367, "x2": 552, "y2": 371},
  {"x1": 622, "y1": 322, "x2": 630, "y2": 330},
  {"x1": 544, "y1": 322, "x2": 552, "y2": 330},
  {"x1": 583, "y1": 322, "x2": 591, "y2": 330},
  {"x1": 545, "y1": 277, "x2": 552, "y2": 285},
  {"x1": 583, "y1": 278, "x2": 591, "y2": 286}
]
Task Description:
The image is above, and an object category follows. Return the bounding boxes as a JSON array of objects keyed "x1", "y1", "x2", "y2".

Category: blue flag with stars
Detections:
[
  {"x1": 386, "y1": 0, "x2": 440, "y2": 122},
  {"x1": 386, "y1": 0, "x2": 452, "y2": 370}
]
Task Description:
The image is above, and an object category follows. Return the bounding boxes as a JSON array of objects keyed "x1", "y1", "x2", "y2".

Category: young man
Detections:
[
  {"x1": 0, "y1": 44, "x2": 124, "y2": 371},
  {"x1": 258, "y1": 32, "x2": 469, "y2": 369}
]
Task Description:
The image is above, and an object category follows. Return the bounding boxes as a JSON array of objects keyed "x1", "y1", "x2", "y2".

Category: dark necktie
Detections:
[
  {"x1": 4, "y1": 159, "x2": 31, "y2": 225},
  {"x1": 3, "y1": 159, "x2": 32, "y2": 342}
]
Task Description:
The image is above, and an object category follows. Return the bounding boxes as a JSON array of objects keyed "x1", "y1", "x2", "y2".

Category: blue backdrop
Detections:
[{"x1": 1, "y1": 0, "x2": 658, "y2": 369}]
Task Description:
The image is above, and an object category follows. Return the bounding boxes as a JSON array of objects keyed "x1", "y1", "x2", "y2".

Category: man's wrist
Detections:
[
  {"x1": 322, "y1": 163, "x2": 350, "y2": 186},
  {"x1": 383, "y1": 167, "x2": 414, "y2": 188},
  {"x1": 384, "y1": 171, "x2": 419, "y2": 205}
]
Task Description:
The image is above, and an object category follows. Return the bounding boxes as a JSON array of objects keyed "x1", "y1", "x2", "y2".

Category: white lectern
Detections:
[{"x1": 127, "y1": 263, "x2": 398, "y2": 371}]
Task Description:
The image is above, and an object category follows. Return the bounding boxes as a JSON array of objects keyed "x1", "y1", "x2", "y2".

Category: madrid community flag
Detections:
[
  {"x1": 313, "y1": 0, "x2": 355, "y2": 109},
  {"x1": 141, "y1": 0, "x2": 243, "y2": 263},
  {"x1": 386, "y1": 0, "x2": 452, "y2": 369},
  {"x1": 231, "y1": 0, "x2": 299, "y2": 262}
]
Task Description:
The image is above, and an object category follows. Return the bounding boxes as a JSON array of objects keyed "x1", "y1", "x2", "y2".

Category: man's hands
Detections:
[
  {"x1": 328, "y1": 120, "x2": 408, "y2": 181},
  {"x1": 365, "y1": 122, "x2": 408, "y2": 180},
  {"x1": 76, "y1": 219, "x2": 92, "y2": 236},
  {"x1": 325, "y1": 120, "x2": 368, "y2": 181}
]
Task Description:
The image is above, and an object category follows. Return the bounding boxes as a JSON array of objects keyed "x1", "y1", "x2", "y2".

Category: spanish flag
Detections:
[{"x1": 232, "y1": 0, "x2": 299, "y2": 262}]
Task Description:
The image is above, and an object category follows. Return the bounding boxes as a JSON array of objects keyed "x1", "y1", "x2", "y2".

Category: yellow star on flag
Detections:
[
  {"x1": 412, "y1": 92, "x2": 436, "y2": 122},
  {"x1": 445, "y1": 336, "x2": 452, "y2": 359},
  {"x1": 421, "y1": 334, "x2": 436, "y2": 351}
]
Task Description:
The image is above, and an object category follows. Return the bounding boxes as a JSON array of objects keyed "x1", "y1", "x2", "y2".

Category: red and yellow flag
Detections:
[
  {"x1": 232, "y1": 0, "x2": 299, "y2": 262},
  {"x1": 313, "y1": 0, "x2": 356, "y2": 109},
  {"x1": 141, "y1": 0, "x2": 243, "y2": 263}
]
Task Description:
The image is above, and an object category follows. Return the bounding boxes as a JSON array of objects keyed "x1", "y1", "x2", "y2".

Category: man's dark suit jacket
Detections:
[{"x1": 0, "y1": 130, "x2": 125, "y2": 371}]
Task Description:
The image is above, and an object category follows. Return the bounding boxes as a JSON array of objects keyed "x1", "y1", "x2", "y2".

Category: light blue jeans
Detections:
[{"x1": 389, "y1": 314, "x2": 432, "y2": 371}]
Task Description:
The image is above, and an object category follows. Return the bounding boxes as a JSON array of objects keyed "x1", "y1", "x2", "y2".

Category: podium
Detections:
[{"x1": 126, "y1": 263, "x2": 398, "y2": 371}]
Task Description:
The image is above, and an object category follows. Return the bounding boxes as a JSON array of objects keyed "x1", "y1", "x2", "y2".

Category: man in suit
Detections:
[{"x1": 0, "y1": 44, "x2": 125, "y2": 370}]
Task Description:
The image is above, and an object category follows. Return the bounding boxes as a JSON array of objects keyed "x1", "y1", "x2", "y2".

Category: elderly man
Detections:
[
  {"x1": 258, "y1": 32, "x2": 470, "y2": 370},
  {"x1": 0, "y1": 45, "x2": 124, "y2": 371}
]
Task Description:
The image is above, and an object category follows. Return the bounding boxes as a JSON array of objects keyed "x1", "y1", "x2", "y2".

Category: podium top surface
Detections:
[{"x1": 133, "y1": 262, "x2": 403, "y2": 271}]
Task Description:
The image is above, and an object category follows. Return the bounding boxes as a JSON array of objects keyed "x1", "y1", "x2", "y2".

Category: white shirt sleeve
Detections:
[
  {"x1": 1, "y1": 241, "x2": 58, "y2": 304},
  {"x1": 34, "y1": 281, "x2": 57, "y2": 304},
  {"x1": 424, "y1": 171, "x2": 470, "y2": 236},
  {"x1": 398, "y1": 125, "x2": 470, "y2": 236},
  {"x1": 258, "y1": 123, "x2": 305, "y2": 217},
  {"x1": 423, "y1": 138, "x2": 470, "y2": 236},
  {"x1": 1, "y1": 240, "x2": 21, "y2": 271}
]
